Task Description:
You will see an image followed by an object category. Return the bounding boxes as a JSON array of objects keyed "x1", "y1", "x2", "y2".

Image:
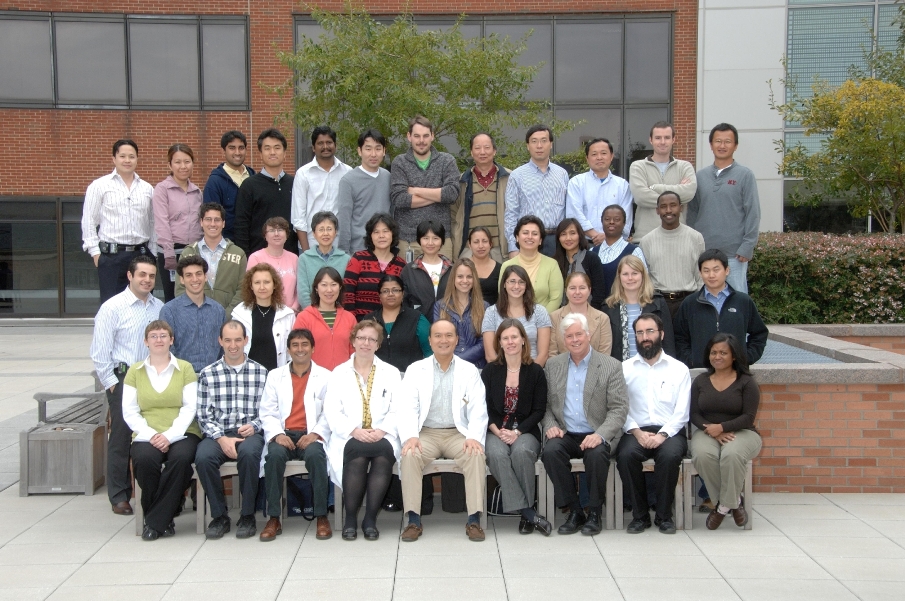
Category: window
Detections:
[{"x1": 0, "y1": 12, "x2": 249, "y2": 110}]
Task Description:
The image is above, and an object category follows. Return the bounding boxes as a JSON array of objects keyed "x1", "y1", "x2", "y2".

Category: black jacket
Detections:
[
  {"x1": 202, "y1": 163, "x2": 255, "y2": 240},
  {"x1": 366, "y1": 306, "x2": 426, "y2": 373},
  {"x1": 673, "y1": 285, "x2": 769, "y2": 368},
  {"x1": 233, "y1": 172, "x2": 298, "y2": 256},
  {"x1": 401, "y1": 257, "x2": 452, "y2": 319},
  {"x1": 481, "y1": 361, "x2": 548, "y2": 441},
  {"x1": 604, "y1": 294, "x2": 675, "y2": 361}
]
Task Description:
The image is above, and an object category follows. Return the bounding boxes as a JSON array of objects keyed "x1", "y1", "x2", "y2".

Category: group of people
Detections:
[{"x1": 85, "y1": 114, "x2": 768, "y2": 542}]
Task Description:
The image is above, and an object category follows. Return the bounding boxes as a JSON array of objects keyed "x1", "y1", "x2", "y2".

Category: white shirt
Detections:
[
  {"x1": 122, "y1": 354, "x2": 198, "y2": 443},
  {"x1": 566, "y1": 171, "x2": 634, "y2": 240},
  {"x1": 81, "y1": 170, "x2": 156, "y2": 256},
  {"x1": 291, "y1": 157, "x2": 352, "y2": 239},
  {"x1": 621, "y1": 351, "x2": 690, "y2": 438},
  {"x1": 357, "y1": 165, "x2": 380, "y2": 179},
  {"x1": 596, "y1": 237, "x2": 647, "y2": 267}
]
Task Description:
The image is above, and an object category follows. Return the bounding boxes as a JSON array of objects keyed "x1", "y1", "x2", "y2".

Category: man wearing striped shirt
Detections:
[
  {"x1": 82, "y1": 139, "x2": 156, "y2": 303},
  {"x1": 503, "y1": 125, "x2": 569, "y2": 258},
  {"x1": 89, "y1": 255, "x2": 163, "y2": 515},
  {"x1": 195, "y1": 320, "x2": 268, "y2": 540}
]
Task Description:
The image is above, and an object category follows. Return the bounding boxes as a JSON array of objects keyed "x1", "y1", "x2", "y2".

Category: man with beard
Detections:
[
  {"x1": 292, "y1": 126, "x2": 351, "y2": 251},
  {"x1": 616, "y1": 313, "x2": 690, "y2": 534}
]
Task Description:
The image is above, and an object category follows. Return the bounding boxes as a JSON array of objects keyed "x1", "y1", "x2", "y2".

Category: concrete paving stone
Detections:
[
  {"x1": 755, "y1": 493, "x2": 835, "y2": 506},
  {"x1": 691, "y1": 534, "x2": 806, "y2": 558},
  {"x1": 285, "y1": 553, "x2": 398, "y2": 580},
  {"x1": 397, "y1": 553, "x2": 504, "y2": 579},
  {"x1": 65, "y1": 561, "x2": 188, "y2": 586},
  {"x1": 0, "y1": 588, "x2": 54, "y2": 601},
  {"x1": 726, "y1": 578, "x2": 859, "y2": 601},
  {"x1": 89, "y1": 537, "x2": 204, "y2": 563},
  {"x1": 0, "y1": 563, "x2": 80, "y2": 588},
  {"x1": 709, "y1": 554, "x2": 833, "y2": 580},
  {"x1": 791, "y1": 535, "x2": 905, "y2": 558},
  {"x1": 690, "y1": 510, "x2": 782, "y2": 535},
  {"x1": 396, "y1": 520, "x2": 500, "y2": 555},
  {"x1": 0, "y1": 541, "x2": 102, "y2": 565},
  {"x1": 605, "y1": 554, "x2": 721, "y2": 579},
  {"x1": 616, "y1": 577, "x2": 741, "y2": 601},
  {"x1": 866, "y1": 519, "x2": 905, "y2": 542},
  {"x1": 296, "y1": 529, "x2": 401, "y2": 557},
  {"x1": 495, "y1": 526, "x2": 605, "y2": 555},
  {"x1": 504, "y1": 577, "x2": 621, "y2": 600},
  {"x1": 194, "y1": 535, "x2": 304, "y2": 560},
  {"x1": 814, "y1": 556, "x2": 905, "y2": 581},
  {"x1": 840, "y1": 579, "x2": 903, "y2": 601},
  {"x1": 10, "y1": 519, "x2": 127, "y2": 545},
  {"x1": 761, "y1": 518, "x2": 884, "y2": 538},
  {"x1": 824, "y1": 493, "x2": 905, "y2": 506},
  {"x1": 47, "y1": 585, "x2": 168, "y2": 601},
  {"x1": 176, "y1": 555, "x2": 293, "y2": 583},
  {"x1": 753, "y1": 504, "x2": 856, "y2": 521},
  {"x1": 276, "y1": 578, "x2": 393, "y2": 601},
  {"x1": 391, "y1": 578, "x2": 507, "y2": 601},
  {"x1": 596, "y1": 531, "x2": 704, "y2": 556},
  {"x1": 168, "y1": 581, "x2": 285, "y2": 601},
  {"x1": 501, "y1": 551, "x2": 610, "y2": 579},
  {"x1": 830, "y1": 504, "x2": 905, "y2": 521}
]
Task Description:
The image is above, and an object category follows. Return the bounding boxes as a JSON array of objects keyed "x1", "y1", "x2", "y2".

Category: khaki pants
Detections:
[
  {"x1": 400, "y1": 427, "x2": 486, "y2": 516},
  {"x1": 397, "y1": 239, "x2": 454, "y2": 262},
  {"x1": 689, "y1": 429, "x2": 762, "y2": 510}
]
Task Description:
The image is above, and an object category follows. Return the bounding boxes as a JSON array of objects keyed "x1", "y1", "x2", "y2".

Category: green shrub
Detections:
[{"x1": 749, "y1": 232, "x2": 905, "y2": 324}]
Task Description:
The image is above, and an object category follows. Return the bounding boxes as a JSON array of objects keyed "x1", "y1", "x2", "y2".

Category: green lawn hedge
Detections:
[{"x1": 748, "y1": 232, "x2": 905, "y2": 324}]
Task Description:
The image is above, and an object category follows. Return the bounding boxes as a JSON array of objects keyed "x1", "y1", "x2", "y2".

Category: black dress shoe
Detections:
[
  {"x1": 518, "y1": 518, "x2": 535, "y2": 535},
  {"x1": 162, "y1": 521, "x2": 175, "y2": 537},
  {"x1": 530, "y1": 514, "x2": 553, "y2": 537},
  {"x1": 363, "y1": 527, "x2": 379, "y2": 541},
  {"x1": 557, "y1": 509, "x2": 587, "y2": 535},
  {"x1": 626, "y1": 518, "x2": 652, "y2": 534},
  {"x1": 382, "y1": 501, "x2": 402, "y2": 512},
  {"x1": 342, "y1": 527, "x2": 357, "y2": 541},
  {"x1": 141, "y1": 525, "x2": 159, "y2": 541},
  {"x1": 581, "y1": 511, "x2": 602, "y2": 536},
  {"x1": 658, "y1": 520, "x2": 677, "y2": 534}
]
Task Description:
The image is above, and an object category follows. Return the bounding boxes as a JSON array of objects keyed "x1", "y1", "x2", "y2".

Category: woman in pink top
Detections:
[
  {"x1": 247, "y1": 217, "x2": 300, "y2": 310},
  {"x1": 153, "y1": 144, "x2": 202, "y2": 302}
]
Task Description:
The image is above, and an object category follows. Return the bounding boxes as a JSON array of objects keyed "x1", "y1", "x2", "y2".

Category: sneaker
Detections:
[
  {"x1": 235, "y1": 514, "x2": 256, "y2": 539},
  {"x1": 205, "y1": 515, "x2": 231, "y2": 540}
]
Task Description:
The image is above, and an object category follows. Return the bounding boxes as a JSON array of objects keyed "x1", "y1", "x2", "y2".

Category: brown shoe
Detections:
[
  {"x1": 705, "y1": 510, "x2": 726, "y2": 530},
  {"x1": 731, "y1": 506, "x2": 749, "y2": 527},
  {"x1": 315, "y1": 515, "x2": 332, "y2": 540},
  {"x1": 112, "y1": 501, "x2": 133, "y2": 515},
  {"x1": 465, "y1": 522, "x2": 485, "y2": 542},
  {"x1": 259, "y1": 517, "x2": 282, "y2": 542},
  {"x1": 400, "y1": 523, "x2": 423, "y2": 542}
]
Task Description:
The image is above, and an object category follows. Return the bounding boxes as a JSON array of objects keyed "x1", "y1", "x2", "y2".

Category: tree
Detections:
[
  {"x1": 275, "y1": 4, "x2": 573, "y2": 168},
  {"x1": 772, "y1": 5, "x2": 905, "y2": 232}
]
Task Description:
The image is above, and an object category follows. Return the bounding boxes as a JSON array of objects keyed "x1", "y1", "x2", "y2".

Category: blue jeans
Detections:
[{"x1": 726, "y1": 256, "x2": 749, "y2": 294}]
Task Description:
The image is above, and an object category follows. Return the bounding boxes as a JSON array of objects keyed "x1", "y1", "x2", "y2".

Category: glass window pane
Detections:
[
  {"x1": 0, "y1": 223, "x2": 59, "y2": 315},
  {"x1": 554, "y1": 21, "x2": 622, "y2": 103},
  {"x1": 202, "y1": 23, "x2": 248, "y2": 108},
  {"x1": 624, "y1": 106, "x2": 669, "y2": 176},
  {"x1": 63, "y1": 222, "x2": 99, "y2": 314},
  {"x1": 0, "y1": 201, "x2": 56, "y2": 221},
  {"x1": 553, "y1": 107, "x2": 621, "y2": 173},
  {"x1": 625, "y1": 20, "x2": 671, "y2": 103},
  {"x1": 486, "y1": 21, "x2": 552, "y2": 101},
  {"x1": 784, "y1": 130, "x2": 828, "y2": 156},
  {"x1": 55, "y1": 20, "x2": 127, "y2": 105},
  {"x1": 296, "y1": 21, "x2": 327, "y2": 45},
  {"x1": 0, "y1": 18, "x2": 53, "y2": 104},
  {"x1": 129, "y1": 21, "x2": 200, "y2": 107},
  {"x1": 878, "y1": 4, "x2": 901, "y2": 52}
]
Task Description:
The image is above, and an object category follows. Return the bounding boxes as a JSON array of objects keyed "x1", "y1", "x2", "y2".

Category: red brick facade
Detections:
[{"x1": 0, "y1": 0, "x2": 698, "y2": 196}]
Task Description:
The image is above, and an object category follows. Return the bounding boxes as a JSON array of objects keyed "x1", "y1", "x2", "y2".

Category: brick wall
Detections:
[
  {"x1": 834, "y1": 336, "x2": 905, "y2": 356},
  {"x1": 755, "y1": 382, "x2": 905, "y2": 493},
  {"x1": 0, "y1": 0, "x2": 697, "y2": 196}
]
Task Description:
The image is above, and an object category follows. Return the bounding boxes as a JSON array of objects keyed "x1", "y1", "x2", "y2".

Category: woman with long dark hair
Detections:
[
  {"x1": 343, "y1": 213, "x2": 407, "y2": 321},
  {"x1": 482, "y1": 264, "x2": 552, "y2": 367},
  {"x1": 552, "y1": 217, "x2": 607, "y2": 310}
]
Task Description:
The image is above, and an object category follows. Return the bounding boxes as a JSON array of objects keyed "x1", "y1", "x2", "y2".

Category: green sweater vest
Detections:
[{"x1": 125, "y1": 359, "x2": 201, "y2": 440}]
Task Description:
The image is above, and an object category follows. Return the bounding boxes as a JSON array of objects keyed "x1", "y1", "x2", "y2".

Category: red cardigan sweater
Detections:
[
  {"x1": 342, "y1": 250, "x2": 406, "y2": 321},
  {"x1": 292, "y1": 305, "x2": 356, "y2": 370}
]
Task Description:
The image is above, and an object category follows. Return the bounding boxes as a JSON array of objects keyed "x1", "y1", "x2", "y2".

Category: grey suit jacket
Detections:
[{"x1": 541, "y1": 349, "x2": 629, "y2": 448}]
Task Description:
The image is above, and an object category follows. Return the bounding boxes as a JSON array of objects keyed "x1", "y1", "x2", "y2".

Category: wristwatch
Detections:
[
  {"x1": 658, "y1": 432, "x2": 668, "y2": 438},
  {"x1": 513, "y1": 429, "x2": 521, "y2": 436}
]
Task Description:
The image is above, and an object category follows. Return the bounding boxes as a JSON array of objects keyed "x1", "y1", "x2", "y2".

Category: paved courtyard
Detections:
[{"x1": 0, "y1": 323, "x2": 903, "y2": 601}]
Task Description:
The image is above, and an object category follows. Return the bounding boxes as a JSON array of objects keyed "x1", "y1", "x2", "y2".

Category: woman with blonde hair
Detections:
[
  {"x1": 433, "y1": 258, "x2": 488, "y2": 368},
  {"x1": 604, "y1": 255, "x2": 674, "y2": 361},
  {"x1": 549, "y1": 272, "x2": 612, "y2": 357},
  {"x1": 231, "y1": 263, "x2": 295, "y2": 370}
]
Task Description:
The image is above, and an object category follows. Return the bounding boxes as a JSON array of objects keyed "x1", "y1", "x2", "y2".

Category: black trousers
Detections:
[
  {"x1": 156, "y1": 244, "x2": 186, "y2": 303},
  {"x1": 131, "y1": 434, "x2": 200, "y2": 532},
  {"x1": 106, "y1": 371, "x2": 131, "y2": 505},
  {"x1": 97, "y1": 247, "x2": 150, "y2": 303},
  {"x1": 616, "y1": 425, "x2": 687, "y2": 522},
  {"x1": 264, "y1": 431, "x2": 329, "y2": 518},
  {"x1": 542, "y1": 432, "x2": 611, "y2": 512},
  {"x1": 195, "y1": 432, "x2": 265, "y2": 519}
]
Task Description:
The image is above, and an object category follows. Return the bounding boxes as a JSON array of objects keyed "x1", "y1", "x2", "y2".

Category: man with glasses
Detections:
[
  {"x1": 258, "y1": 329, "x2": 333, "y2": 542},
  {"x1": 542, "y1": 313, "x2": 628, "y2": 536},
  {"x1": 616, "y1": 313, "x2": 690, "y2": 535},
  {"x1": 176, "y1": 203, "x2": 247, "y2": 315}
]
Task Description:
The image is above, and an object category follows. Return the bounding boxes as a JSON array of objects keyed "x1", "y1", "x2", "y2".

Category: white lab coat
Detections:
[
  {"x1": 231, "y1": 303, "x2": 296, "y2": 368},
  {"x1": 257, "y1": 361, "x2": 331, "y2": 476},
  {"x1": 397, "y1": 355, "x2": 488, "y2": 447},
  {"x1": 323, "y1": 356, "x2": 402, "y2": 485}
]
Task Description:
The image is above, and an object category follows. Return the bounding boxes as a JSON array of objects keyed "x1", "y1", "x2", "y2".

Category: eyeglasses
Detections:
[
  {"x1": 355, "y1": 336, "x2": 379, "y2": 344},
  {"x1": 148, "y1": 334, "x2": 170, "y2": 341},
  {"x1": 505, "y1": 279, "x2": 526, "y2": 287},
  {"x1": 314, "y1": 226, "x2": 335, "y2": 234},
  {"x1": 201, "y1": 217, "x2": 223, "y2": 224},
  {"x1": 379, "y1": 288, "x2": 403, "y2": 295},
  {"x1": 634, "y1": 328, "x2": 661, "y2": 338},
  {"x1": 265, "y1": 229, "x2": 286, "y2": 235}
]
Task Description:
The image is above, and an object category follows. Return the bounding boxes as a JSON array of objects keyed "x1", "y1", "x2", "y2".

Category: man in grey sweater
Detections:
[
  {"x1": 686, "y1": 123, "x2": 760, "y2": 293},
  {"x1": 335, "y1": 129, "x2": 391, "y2": 254},
  {"x1": 390, "y1": 116, "x2": 460, "y2": 259}
]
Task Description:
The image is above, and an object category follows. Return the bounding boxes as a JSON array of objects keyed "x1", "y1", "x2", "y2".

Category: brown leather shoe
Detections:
[
  {"x1": 705, "y1": 509, "x2": 726, "y2": 530},
  {"x1": 259, "y1": 517, "x2": 282, "y2": 542},
  {"x1": 400, "y1": 523, "x2": 423, "y2": 542},
  {"x1": 112, "y1": 501, "x2": 133, "y2": 515},
  {"x1": 731, "y1": 506, "x2": 749, "y2": 527},
  {"x1": 315, "y1": 515, "x2": 332, "y2": 540},
  {"x1": 465, "y1": 522, "x2": 485, "y2": 542}
]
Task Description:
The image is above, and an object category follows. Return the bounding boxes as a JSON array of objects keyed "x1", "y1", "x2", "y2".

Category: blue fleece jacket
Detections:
[{"x1": 202, "y1": 163, "x2": 255, "y2": 240}]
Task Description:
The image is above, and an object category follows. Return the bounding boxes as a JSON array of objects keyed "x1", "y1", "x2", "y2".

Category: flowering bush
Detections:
[{"x1": 749, "y1": 232, "x2": 905, "y2": 324}]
